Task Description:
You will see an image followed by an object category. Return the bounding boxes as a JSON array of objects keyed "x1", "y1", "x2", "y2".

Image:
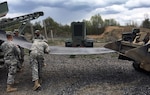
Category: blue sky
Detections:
[{"x1": 1, "y1": 0, "x2": 150, "y2": 25}]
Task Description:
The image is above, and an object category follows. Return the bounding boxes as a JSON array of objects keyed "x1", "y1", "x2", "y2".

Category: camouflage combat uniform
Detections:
[
  {"x1": 34, "y1": 34, "x2": 45, "y2": 40},
  {"x1": 34, "y1": 30, "x2": 45, "y2": 40},
  {"x1": 30, "y1": 39, "x2": 50, "y2": 81},
  {"x1": 13, "y1": 30, "x2": 25, "y2": 70},
  {"x1": 1, "y1": 40, "x2": 20, "y2": 85}
]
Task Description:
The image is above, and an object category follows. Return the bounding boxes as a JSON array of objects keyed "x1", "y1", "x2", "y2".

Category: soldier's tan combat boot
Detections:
[
  {"x1": 33, "y1": 80, "x2": 41, "y2": 91},
  {"x1": 6, "y1": 85, "x2": 17, "y2": 92}
]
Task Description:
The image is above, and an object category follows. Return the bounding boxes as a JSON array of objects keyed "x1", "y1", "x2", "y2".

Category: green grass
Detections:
[{"x1": 47, "y1": 39, "x2": 66, "y2": 46}]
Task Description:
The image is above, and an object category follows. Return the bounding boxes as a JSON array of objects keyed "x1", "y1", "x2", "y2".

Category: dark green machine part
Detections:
[
  {"x1": 0, "y1": 11, "x2": 44, "y2": 35},
  {"x1": 104, "y1": 28, "x2": 150, "y2": 73},
  {"x1": 0, "y1": 2, "x2": 8, "y2": 17},
  {"x1": 0, "y1": 2, "x2": 8, "y2": 68},
  {"x1": 0, "y1": 2, "x2": 43, "y2": 35},
  {"x1": 0, "y1": 1, "x2": 44, "y2": 69},
  {"x1": 65, "y1": 22, "x2": 93, "y2": 47}
]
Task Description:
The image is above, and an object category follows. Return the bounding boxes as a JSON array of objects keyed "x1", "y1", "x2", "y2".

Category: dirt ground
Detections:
[{"x1": 0, "y1": 51, "x2": 150, "y2": 95}]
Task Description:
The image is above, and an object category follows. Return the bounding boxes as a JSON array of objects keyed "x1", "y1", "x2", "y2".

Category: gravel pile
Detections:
[{"x1": 0, "y1": 53, "x2": 150, "y2": 95}]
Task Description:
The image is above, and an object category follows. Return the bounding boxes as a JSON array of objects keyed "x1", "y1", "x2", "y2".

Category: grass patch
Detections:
[
  {"x1": 47, "y1": 39, "x2": 66, "y2": 46},
  {"x1": 110, "y1": 53, "x2": 118, "y2": 58}
]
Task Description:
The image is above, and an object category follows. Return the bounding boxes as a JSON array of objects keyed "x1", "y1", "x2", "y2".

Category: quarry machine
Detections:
[
  {"x1": 65, "y1": 22, "x2": 94, "y2": 47},
  {"x1": 0, "y1": 2, "x2": 8, "y2": 17},
  {"x1": 104, "y1": 28, "x2": 150, "y2": 73},
  {"x1": 0, "y1": 1, "x2": 44, "y2": 68}
]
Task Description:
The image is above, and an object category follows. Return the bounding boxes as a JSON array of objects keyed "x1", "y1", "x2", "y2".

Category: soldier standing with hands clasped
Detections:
[
  {"x1": 1, "y1": 31, "x2": 20, "y2": 92},
  {"x1": 34, "y1": 30, "x2": 45, "y2": 40},
  {"x1": 13, "y1": 29, "x2": 25, "y2": 72},
  {"x1": 30, "y1": 39, "x2": 50, "y2": 91}
]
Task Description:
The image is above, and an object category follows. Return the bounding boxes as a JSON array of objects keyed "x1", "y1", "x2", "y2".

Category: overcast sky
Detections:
[{"x1": 1, "y1": 0, "x2": 150, "y2": 26}]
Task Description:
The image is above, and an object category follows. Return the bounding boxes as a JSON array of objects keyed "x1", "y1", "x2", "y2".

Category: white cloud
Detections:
[
  {"x1": 32, "y1": 6, "x2": 88, "y2": 25},
  {"x1": 5, "y1": 13, "x2": 25, "y2": 18},
  {"x1": 1, "y1": 0, "x2": 150, "y2": 26},
  {"x1": 125, "y1": 0, "x2": 150, "y2": 9},
  {"x1": 1, "y1": 0, "x2": 22, "y2": 5},
  {"x1": 91, "y1": 5, "x2": 127, "y2": 15}
]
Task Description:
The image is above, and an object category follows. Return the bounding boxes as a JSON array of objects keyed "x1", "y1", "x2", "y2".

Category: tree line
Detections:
[{"x1": 2, "y1": 13, "x2": 150, "y2": 37}]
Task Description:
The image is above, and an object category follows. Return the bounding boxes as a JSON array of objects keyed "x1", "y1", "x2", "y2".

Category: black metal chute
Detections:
[{"x1": 0, "y1": 11, "x2": 44, "y2": 34}]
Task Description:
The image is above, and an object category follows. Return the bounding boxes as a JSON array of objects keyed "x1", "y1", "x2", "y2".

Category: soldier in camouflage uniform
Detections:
[
  {"x1": 30, "y1": 39, "x2": 50, "y2": 91},
  {"x1": 13, "y1": 29, "x2": 24, "y2": 72},
  {"x1": 1, "y1": 31, "x2": 20, "y2": 92},
  {"x1": 34, "y1": 30, "x2": 45, "y2": 40}
]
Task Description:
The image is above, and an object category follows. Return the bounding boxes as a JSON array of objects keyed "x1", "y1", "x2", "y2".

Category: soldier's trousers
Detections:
[
  {"x1": 7, "y1": 65, "x2": 17, "y2": 84},
  {"x1": 30, "y1": 55, "x2": 44, "y2": 81},
  {"x1": 6, "y1": 62, "x2": 17, "y2": 85}
]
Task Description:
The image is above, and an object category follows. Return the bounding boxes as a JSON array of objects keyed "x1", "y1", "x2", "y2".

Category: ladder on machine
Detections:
[{"x1": 0, "y1": 11, "x2": 44, "y2": 34}]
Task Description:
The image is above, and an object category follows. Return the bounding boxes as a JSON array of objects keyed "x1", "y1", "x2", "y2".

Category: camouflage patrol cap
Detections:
[
  {"x1": 13, "y1": 29, "x2": 19, "y2": 33},
  {"x1": 35, "y1": 30, "x2": 40, "y2": 33},
  {"x1": 6, "y1": 31, "x2": 14, "y2": 36}
]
